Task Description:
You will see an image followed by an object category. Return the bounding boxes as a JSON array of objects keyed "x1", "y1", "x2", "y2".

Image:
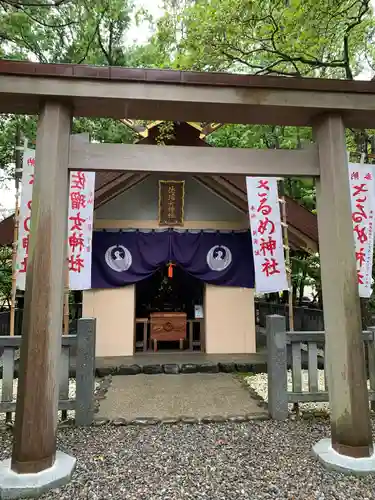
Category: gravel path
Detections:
[
  {"x1": 98, "y1": 374, "x2": 263, "y2": 421},
  {"x1": 1, "y1": 421, "x2": 375, "y2": 499}
]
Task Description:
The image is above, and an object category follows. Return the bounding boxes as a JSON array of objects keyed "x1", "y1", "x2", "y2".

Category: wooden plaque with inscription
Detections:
[
  {"x1": 158, "y1": 180, "x2": 185, "y2": 226},
  {"x1": 150, "y1": 312, "x2": 187, "y2": 351}
]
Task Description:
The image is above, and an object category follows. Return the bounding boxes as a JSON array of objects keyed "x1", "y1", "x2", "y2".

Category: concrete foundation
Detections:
[
  {"x1": 0, "y1": 452, "x2": 76, "y2": 499},
  {"x1": 313, "y1": 438, "x2": 375, "y2": 476}
]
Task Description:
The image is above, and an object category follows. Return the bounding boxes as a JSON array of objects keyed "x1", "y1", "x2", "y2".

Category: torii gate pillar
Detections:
[
  {"x1": 0, "y1": 101, "x2": 76, "y2": 499},
  {"x1": 313, "y1": 114, "x2": 375, "y2": 472}
]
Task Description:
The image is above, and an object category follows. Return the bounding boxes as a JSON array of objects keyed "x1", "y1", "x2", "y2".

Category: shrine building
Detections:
[
  {"x1": 80, "y1": 121, "x2": 318, "y2": 357},
  {"x1": 0, "y1": 120, "x2": 318, "y2": 357}
]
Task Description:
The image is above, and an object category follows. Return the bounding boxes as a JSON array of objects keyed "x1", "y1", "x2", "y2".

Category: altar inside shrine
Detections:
[
  {"x1": 150, "y1": 312, "x2": 187, "y2": 351},
  {"x1": 135, "y1": 265, "x2": 205, "y2": 352}
]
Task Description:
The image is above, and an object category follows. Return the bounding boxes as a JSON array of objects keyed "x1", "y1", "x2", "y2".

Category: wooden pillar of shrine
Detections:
[
  {"x1": 11, "y1": 102, "x2": 71, "y2": 473},
  {"x1": 314, "y1": 114, "x2": 372, "y2": 457}
]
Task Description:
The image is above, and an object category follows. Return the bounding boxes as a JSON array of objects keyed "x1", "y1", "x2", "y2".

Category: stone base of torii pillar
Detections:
[
  {"x1": 313, "y1": 439, "x2": 375, "y2": 476},
  {"x1": 0, "y1": 452, "x2": 76, "y2": 499}
]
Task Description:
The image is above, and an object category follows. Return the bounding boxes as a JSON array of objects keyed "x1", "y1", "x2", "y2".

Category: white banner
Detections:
[
  {"x1": 15, "y1": 148, "x2": 35, "y2": 291},
  {"x1": 349, "y1": 163, "x2": 375, "y2": 298},
  {"x1": 246, "y1": 177, "x2": 288, "y2": 294},
  {"x1": 68, "y1": 171, "x2": 95, "y2": 290},
  {"x1": 15, "y1": 147, "x2": 95, "y2": 291}
]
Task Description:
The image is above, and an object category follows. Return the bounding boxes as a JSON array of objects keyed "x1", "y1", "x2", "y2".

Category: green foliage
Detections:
[
  {"x1": 0, "y1": 115, "x2": 136, "y2": 178},
  {"x1": 154, "y1": 0, "x2": 374, "y2": 78},
  {"x1": 0, "y1": 0, "x2": 134, "y2": 64},
  {"x1": 0, "y1": 245, "x2": 12, "y2": 310},
  {"x1": 208, "y1": 123, "x2": 316, "y2": 209},
  {"x1": 155, "y1": 121, "x2": 176, "y2": 145},
  {"x1": 0, "y1": 115, "x2": 37, "y2": 178},
  {"x1": 290, "y1": 251, "x2": 321, "y2": 304},
  {"x1": 72, "y1": 118, "x2": 136, "y2": 144},
  {"x1": 208, "y1": 124, "x2": 312, "y2": 150},
  {"x1": 0, "y1": 0, "x2": 141, "y2": 174}
]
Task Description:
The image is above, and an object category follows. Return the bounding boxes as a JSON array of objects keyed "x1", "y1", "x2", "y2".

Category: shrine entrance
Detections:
[
  {"x1": 135, "y1": 265, "x2": 205, "y2": 352},
  {"x1": 3, "y1": 60, "x2": 375, "y2": 484}
]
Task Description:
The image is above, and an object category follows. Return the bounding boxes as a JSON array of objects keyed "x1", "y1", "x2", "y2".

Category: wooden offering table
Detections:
[{"x1": 150, "y1": 312, "x2": 187, "y2": 351}]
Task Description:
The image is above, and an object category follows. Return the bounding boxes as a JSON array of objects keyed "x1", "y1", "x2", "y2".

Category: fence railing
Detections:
[
  {"x1": 0, "y1": 317, "x2": 96, "y2": 426},
  {"x1": 0, "y1": 309, "x2": 23, "y2": 336},
  {"x1": 0, "y1": 303, "x2": 83, "y2": 336},
  {"x1": 256, "y1": 301, "x2": 324, "y2": 331},
  {"x1": 266, "y1": 314, "x2": 375, "y2": 420}
]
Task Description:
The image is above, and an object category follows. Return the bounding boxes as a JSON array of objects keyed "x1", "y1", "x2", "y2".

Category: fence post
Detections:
[
  {"x1": 266, "y1": 314, "x2": 288, "y2": 420},
  {"x1": 75, "y1": 318, "x2": 96, "y2": 426},
  {"x1": 368, "y1": 326, "x2": 375, "y2": 412}
]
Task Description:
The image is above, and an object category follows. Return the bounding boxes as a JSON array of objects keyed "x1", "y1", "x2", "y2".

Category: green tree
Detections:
[
  {"x1": 0, "y1": 245, "x2": 12, "y2": 310},
  {"x1": 0, "y1": 115, "x2": 136, "y2": 180},
  {"x1": 0, "y1": 0, "x2": 143, "y2": 176},
  {"x1": 208, "y1": 123, "x2": 316, "y2": 209},
  {"x1": 154, "y1": 0, "x2": 374, "y2": 77},
  {"x1": 0, "y1": 0, "x2": 134, "y2": 64},
  {"x1": 153, "y1": 0, "x2": 375, "y2": 158}
]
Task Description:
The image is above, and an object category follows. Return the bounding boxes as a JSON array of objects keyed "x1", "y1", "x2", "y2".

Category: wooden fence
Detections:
[
  {"x1": 0, "y1": 309, "x2": 23, "y2": 336},
  {"x1": 256, "y1": 301, "x2": 324, "y2": 331},
  {"x1": 0, "y1": 318, "x2": 96, "y2": 426},
  {"x1": 0, "y1": 303, "x2": 83, "y2": 336},
  {"x1": 266, "y1": 314, "x2": 375, "y2": 420}
]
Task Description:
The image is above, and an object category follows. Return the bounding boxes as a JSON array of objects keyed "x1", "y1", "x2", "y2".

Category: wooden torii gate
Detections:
[{"x1": 0, "y1": 60, "x2": 374, "y2": 489}]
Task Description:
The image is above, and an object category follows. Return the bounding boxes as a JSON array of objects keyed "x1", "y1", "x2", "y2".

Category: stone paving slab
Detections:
[
  {"x1": 97, "y1": 373, "x2": 263, "y2": 421},
  {"x1": 95, "y1": 351, "x2": 267, "y2": 369}
]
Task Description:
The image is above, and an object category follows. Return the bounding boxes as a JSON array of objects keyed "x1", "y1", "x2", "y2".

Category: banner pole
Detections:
[
  {"x1": 9, "y1": 128, "x2": 23, "y2": 336},
  {"x1": 278, "y1": 180, "x2": 294, "y2": 331},
  {"x1": 63, "y1": 260, "x2": 69, "y2": 335},
  {"x1": 279, "y1": 179, "x2": 297, "y2": 415}
]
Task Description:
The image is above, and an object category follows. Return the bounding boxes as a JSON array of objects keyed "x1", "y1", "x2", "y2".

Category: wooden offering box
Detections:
[{"x1": 150, "y1": 312, "x2": 187, "y2": 351}]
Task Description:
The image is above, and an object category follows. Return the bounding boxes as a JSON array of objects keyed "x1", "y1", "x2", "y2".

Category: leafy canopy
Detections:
[{"x1": 154, "y1": 0, "x2": 374, "y2": 78}]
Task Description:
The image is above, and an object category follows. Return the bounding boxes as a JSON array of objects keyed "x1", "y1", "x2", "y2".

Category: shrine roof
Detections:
[
  {"x1": 1, "y1": 60, "x2": 375, "y2": 127},
  {"x1": 0, "y1": 215, "x2": 15, "y2": 246}
]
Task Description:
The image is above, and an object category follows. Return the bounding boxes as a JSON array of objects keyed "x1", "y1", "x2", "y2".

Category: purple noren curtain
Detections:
[
  {"x1": 171, "y1": 231, "x2": 254, "y2": 287},
  {"x1": 91, "y1": 230, "x2": 255, "y2": 289}
]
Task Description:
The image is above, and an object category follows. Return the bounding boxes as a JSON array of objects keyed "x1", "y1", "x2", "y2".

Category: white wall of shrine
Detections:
[
  {"x1": 205, "y1": 286, "x2": 256, "y2": 354},
  {"x1": 85, "y1": 174, "x2": 256, "y2": 357},
  {"x1": 82, "y1": 286, "x2": 135, "y2": 357}
]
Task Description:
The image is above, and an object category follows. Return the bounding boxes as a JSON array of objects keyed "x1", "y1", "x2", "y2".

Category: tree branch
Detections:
[
  {"x1": 1, "y1": 0, "x2": 70, "y2": 7},
  {"x1": 0, "y1": 31, "x2": 48, "y2": 62},
  {"x1": 219, "y1": 48, "x2": 301, "y2": 76},
  {"x1": 16, "y1": 4, "x2": 77, "y2": 28},
  {"x1": 108, "y1": 21, "x2": 114, "y2": 65},
  {"x1": 342, "y1": 0, "x2": 371, "y2": 79},
  {"x1": 97, "y1": 26, "x2": 110, "y2": 64},
  {"x1": 76, "y1": 8, "x2": 107, "y2": 64}
]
